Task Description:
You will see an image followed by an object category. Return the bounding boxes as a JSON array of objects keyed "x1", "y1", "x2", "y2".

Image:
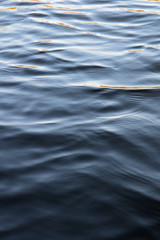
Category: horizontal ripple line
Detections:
[{"x1": 100, "y1": 85, "x2": 160, "y2": 89}]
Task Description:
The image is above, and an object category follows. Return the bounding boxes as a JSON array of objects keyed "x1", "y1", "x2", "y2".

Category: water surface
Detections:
[{"x1": 0, "y1": 0, "x2": 160, "y2": 239}]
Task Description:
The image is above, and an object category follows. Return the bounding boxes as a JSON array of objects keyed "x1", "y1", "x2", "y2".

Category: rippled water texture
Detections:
[{"x1": 0, "y1": 0, "x2": 160, "y2": 239}]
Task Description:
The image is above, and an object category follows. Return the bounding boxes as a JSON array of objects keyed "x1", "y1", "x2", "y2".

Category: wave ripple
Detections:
[{"x1": 0, "y1": 0, "x2": 160, "y2": 239}]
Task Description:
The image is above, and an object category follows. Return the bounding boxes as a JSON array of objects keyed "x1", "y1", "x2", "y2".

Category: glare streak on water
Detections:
[{"x1": 0, "y1": 0, "x2": 160, "y2": 239}]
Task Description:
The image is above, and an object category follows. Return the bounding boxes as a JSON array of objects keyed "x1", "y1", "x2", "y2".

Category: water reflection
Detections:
[
  {"x1": 147, "y1": 45, "x2": 160, "y2": 49},
  {"x1": 0, "y1": 7, "x2": 19, "y2": 11},
  {"x1": 42, "y1": 5, "x2": 70, "y2": 10},
  {"x1": 19, "y1": 0, "x2": 51, "y2": 2},
  {"x1": 36, "y1": 40, "x2": 52, "y2": 42},
  {"x1": 120, "y1": 8, "x2": 160, "y2": 15},
  {"x1": 100, "y1": 85, "x2": 160, "y2": 89},
  {"x1": 56, "y1": 22, "x2": 78, "y2": 29},
  {"x1": 128, "y1": 49, "x2": 143, "y2": 52},
  {"x1": 75, "y1": 83, "x2": 160, "y2": 89},
  {"x1": 0, "y1": 26, "x2": 9, "y2": 29},
  {"x1": 63, "y1": 11, "x2": 87, "y2": 15},
  {"x1": 13, "y1": 64, "x2": 39, "y2": 68}
]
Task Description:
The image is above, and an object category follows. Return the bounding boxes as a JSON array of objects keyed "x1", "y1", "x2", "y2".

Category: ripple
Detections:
[
  {"x1": 13, "y1": 64, "x2": 39, "y2": 68},
  {"x1": 1, "y1": 0, "x2": 160, "y2": 239}
]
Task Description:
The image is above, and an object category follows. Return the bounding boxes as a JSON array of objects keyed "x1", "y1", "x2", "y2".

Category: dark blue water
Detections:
[{"x1": 0, "y1": 0, "x2": 160, "y2": 239}]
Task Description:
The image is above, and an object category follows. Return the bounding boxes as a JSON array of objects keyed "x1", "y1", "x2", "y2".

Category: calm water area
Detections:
[{"x1": 0, "y1": 0, "x2": 160, "y2": 239}]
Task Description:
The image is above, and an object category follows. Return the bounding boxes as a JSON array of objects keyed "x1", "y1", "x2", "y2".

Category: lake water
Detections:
[{"x1": 0, "y1": 0, "x2": 160, "y2": 239}]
